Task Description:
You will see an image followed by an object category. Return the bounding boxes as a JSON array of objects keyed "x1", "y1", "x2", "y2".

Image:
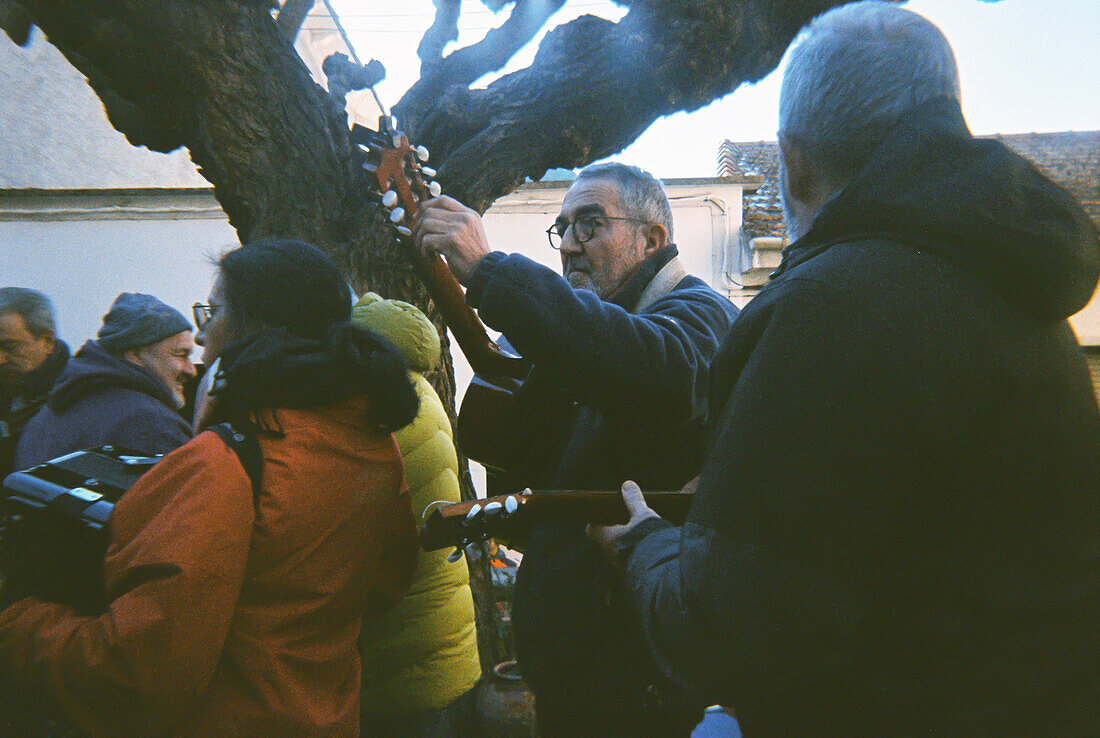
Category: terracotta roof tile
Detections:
[
  {"x1": 717, "y1": 131, "x2": 1100, "y2": 241},
  {"x1": 992, "y1": 131, "x2": 1100, "y2": 225},
  {"x1": 717, "y1": 140, "x2": 786, "y2": 242}
]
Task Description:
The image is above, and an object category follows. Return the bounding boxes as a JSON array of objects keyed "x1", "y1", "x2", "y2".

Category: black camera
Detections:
[{"x1": 1, "y1": 447, "x2": 159, "y2": 614}]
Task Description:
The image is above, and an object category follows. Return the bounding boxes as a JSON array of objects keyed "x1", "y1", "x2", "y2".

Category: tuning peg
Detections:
[
  {"x1": 447, "y1": 547, "x2": 464, "y2": 563},
  {"x1": 415, "y1": 145, "x2": 429, "y2": 162},
  {"x1": 421, "y1": 166, "x2": 437, "y2": 178},
  {"x1": 389, "y1": 207, "x2": 406, "y2": 223},
  {"x1": 361, "y1": 161, "x2": 378, "y2": 173},
  {"x1": 505, "y1": 495, "x2": 519, "y2": 514},
  {"x1": 395, "y1": 226, "x2": 412, "y2": 237},
  {"x1": 483, "y1": 501, "x2": 503, "y2": 515},
  {"x1": 381, "y1": 190, "x2": 398, "y2": 207},
  {"x1": 392, "y1": 133, "x2": 403, "y2": 149},
  {"x1": 428, "y1": 181, "x2": 442, "y2": 197}
]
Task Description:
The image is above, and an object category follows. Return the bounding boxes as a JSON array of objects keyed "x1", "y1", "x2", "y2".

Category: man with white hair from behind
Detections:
[{"x1": 591, "y1": 2, "x2": 1100, "y2": 735}]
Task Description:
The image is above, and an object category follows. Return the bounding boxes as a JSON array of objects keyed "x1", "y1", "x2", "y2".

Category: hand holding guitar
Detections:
[
  {"x1": 412, "y1": 195, "x2": 491, "y2": 286},
  {"x1": 419, "y1": 486, "x2": 692, "y2": 555},
  {"x1": 587, "y1": 480, "x2": 661, "y2": 568}
]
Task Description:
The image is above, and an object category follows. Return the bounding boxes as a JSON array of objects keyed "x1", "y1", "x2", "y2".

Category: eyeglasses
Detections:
[
  {"x1": 192, "y1": 302, "x2": 218, "y2": 331},
  {"x1": 546, "y1": 214, "x2": 650, "y2": 250}
]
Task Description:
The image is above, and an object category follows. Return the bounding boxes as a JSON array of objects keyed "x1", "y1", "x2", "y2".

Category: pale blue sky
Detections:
[{"x1": 333, "y1": 0, "x2": 1099, "y2": 177}]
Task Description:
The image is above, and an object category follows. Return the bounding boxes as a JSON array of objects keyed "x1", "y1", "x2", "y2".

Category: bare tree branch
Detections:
[
  {"x1": 396, "y1": 0, "x2": 857, "y2": 212},
  {"x1": 417, "y1": 0, "x2": 461, "y2": 72},
  {"x1": 406, "y1": 0, "x2": 566, "y2": 115},
  {"x1": 323, "y1": 51, "x2": 385, "y2": 109},
  {"x1": 0, "y1": 0, "x2": 33, "y2": 46}
]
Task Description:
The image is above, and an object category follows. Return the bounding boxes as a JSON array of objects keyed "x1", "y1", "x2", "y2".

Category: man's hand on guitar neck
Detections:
[
  {"x1": 412, "y1": 195, "x2": 492, "y2": 285},
  {"x1": 587, "y1": 480, "x2": 662, "y2": 568}
]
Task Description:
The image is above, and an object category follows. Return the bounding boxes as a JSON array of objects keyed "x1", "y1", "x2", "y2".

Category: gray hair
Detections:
[
  {"x1": 575, "y1": 162, "x2": 675, "y2": 242},
  {"x1": 0, "y1": 287, "x2": 56, "y2": 337},
  {"x1": 779, "y1": 1, "x2": 961, "y2": 186}
]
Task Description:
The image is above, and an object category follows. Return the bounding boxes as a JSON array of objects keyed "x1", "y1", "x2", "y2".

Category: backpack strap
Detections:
[{"x1": 208, "y1": 422, "x2": 263, "y2": 500}]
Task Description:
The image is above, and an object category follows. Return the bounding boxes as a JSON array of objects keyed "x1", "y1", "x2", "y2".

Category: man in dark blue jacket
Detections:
[
  {"x1": 593, "y1": 3, "x2": 1100, "y2": 736},
  {"x1": 414, "y1": 163, "x2": 738, "y2": 736},
  {"x1": 0, "y1": 288, "x2": 69, "y2": 479},
  {"x1": 16, "y1": 292, "x2": 196, "y2": 468}
]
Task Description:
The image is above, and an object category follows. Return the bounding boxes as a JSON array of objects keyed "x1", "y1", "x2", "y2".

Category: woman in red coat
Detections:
[{"x1": 0, "y1": 240, "x2": 420, "y2": 736}]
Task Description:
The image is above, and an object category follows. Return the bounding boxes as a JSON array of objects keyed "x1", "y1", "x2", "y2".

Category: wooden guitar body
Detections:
[{"x1": 456, "y1": 374, "x2": 523, "y2": 473}]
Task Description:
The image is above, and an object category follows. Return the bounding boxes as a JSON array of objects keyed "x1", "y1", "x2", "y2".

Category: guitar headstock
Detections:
[
  {"x1": 350, "y1": 116, "x2": 442, "y2": 239},
  {"x1": 349, "y1": 118, "x2": 527, "y2": 380},
  {"x1": 420, "y1": 490, "x2": 530, "y2": 556}
]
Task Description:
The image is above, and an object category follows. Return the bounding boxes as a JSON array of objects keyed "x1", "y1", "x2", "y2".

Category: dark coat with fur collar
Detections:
[{"x1": 15, "y1": 340, "x2": 190, "y2": 468}]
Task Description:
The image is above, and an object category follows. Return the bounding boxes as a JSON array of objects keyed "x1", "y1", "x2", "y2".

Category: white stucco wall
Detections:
[
  {"x1": 0, "y1": 32, "x2": 207, "y2": 190},
  {"x1": 0, "y1": 191, "x2": 235, "y2": 345},
  {"x1": 1069, "y1": 289, "x2": 1100, "y2": 345},
  {"x1": 0, "y1": 179, "x2": 743, "y2": 345}
]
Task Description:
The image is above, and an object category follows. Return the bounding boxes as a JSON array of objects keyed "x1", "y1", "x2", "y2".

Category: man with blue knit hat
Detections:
[{"x1": 15, "y1": 292, "x2": 196, "y2": 468}]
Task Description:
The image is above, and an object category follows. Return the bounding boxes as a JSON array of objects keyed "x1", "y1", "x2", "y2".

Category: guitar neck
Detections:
[
  {"x1": 420, "y1": 489, "x2": 693, "y2": 551},
  {"x1": 402, "y1": 236, "x2": 527, "y2": 379}
]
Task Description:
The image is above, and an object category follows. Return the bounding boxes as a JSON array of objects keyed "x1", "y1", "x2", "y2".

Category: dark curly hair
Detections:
[
  {"x1": 209, "y1": 239, "x2": 417, "y2": 433},
  {"x1": 217, "y1": 238, "x2": 351, "y2": 338}
]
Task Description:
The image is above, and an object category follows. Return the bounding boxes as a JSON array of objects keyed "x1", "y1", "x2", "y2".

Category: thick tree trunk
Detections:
[{"x1": 12, "y1": 1, "x2": 394, "y2": 287}]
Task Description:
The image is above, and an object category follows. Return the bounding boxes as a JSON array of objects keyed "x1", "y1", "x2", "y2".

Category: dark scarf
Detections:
[{"x1": 207, "y1": 324, "x2": 417, "y2": 435}]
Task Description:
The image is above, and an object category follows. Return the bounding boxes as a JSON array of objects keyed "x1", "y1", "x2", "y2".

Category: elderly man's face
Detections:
[
  {"x1": 555, "y1": 178, "x2": 650, "y2": 299},
  {"x1": 127, "y1": 330, "x2": 197, "y2": 408},
  {"x1": 0, "y1": 311, "x2": 56, "y2": 387}
]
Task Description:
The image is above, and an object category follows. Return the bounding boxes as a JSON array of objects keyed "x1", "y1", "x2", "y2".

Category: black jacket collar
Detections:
[
  {"x1": 8, "y1": 340, "x2": 69, "y2": 404},
  {"x1": 774, "y1": 97, "x2": 1099, "y2": 321}
]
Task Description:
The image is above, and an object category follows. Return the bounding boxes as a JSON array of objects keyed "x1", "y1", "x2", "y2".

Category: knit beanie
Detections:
[
  {"x1": 96, "y1": 292, "x2": 191, "y2": 354},
  {"x1": 351, "y1": 292, "x2": 441, "y2": 373}
]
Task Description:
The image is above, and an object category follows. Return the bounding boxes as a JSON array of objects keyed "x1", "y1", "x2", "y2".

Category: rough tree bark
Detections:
[
  {"x1": 275, "y1": 0, "x2": 314, "y2": 40},
  {"x1": 0, "y1": 0, "x2": 894, "y2": 676}
]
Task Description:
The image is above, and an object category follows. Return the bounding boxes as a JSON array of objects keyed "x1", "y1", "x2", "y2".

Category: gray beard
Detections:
[
  {"x1": 563, "y1": 257, "x2": 601, "y2": 296},
  {"x1": 566, "y1": 272, "x2": 598, "y2": 294}
]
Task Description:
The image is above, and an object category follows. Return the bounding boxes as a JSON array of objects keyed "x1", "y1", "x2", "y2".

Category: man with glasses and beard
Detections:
[{"x1": 413, "y1": 162, "x2": 738, "y2": 737}]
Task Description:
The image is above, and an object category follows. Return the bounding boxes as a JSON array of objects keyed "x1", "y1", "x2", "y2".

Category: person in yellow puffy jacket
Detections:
[{"x1": 353, "y1": 293, "x2": 482, "y2": 737}]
